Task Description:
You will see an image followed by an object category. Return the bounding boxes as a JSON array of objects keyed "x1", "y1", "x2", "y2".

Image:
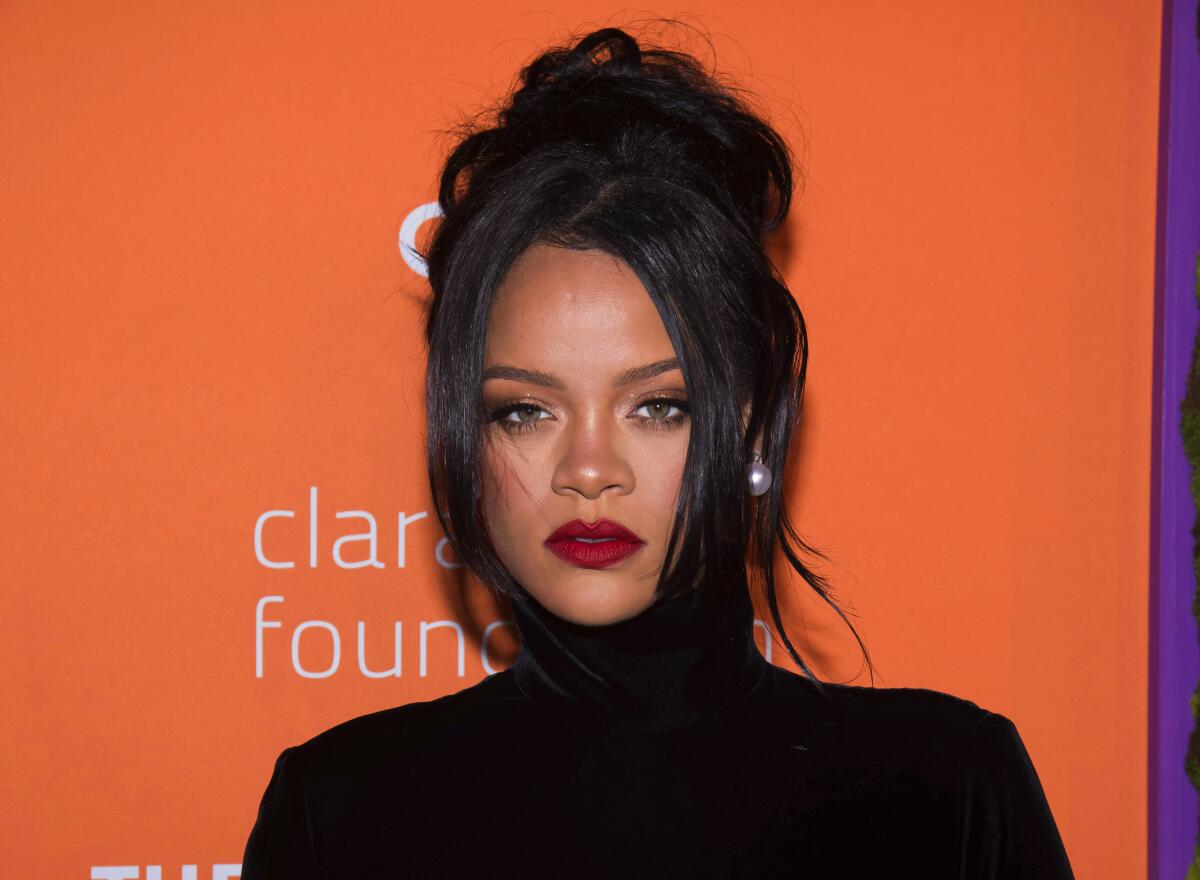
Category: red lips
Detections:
[{"x1": 544, "y1": 518, "x2": 645, "y2": 569}]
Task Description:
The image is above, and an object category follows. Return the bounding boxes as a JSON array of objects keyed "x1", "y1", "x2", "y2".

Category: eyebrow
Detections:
[{"x1": 482, "y1": 358, "x2": 682, "y2": 390}]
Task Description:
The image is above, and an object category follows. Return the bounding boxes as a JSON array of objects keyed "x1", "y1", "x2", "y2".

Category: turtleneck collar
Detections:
[{"x1": 508, "y1": 583, "x2": 771, "y2": 733}]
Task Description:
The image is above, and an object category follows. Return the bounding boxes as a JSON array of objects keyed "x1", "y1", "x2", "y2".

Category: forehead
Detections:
[{"x1": 485, "y1": 243, "x2": 676, "y2": 363}]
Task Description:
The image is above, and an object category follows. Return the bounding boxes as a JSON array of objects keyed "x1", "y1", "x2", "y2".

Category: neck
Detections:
[{"x1": 509, "y1": 582, "x2": 771, "y2": 733}]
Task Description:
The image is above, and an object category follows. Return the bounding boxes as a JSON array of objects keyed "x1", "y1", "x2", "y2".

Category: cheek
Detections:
[
  {"x1": 633, "y1": 444, "x2": 688, "y2": 532},
  {"x1": 480, "y1": 441, "x2": 543, "y2": 552}
]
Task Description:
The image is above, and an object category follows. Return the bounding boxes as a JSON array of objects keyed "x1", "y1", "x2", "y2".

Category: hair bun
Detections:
[
  {"x1": 507, "y1": 28, "x2": 644, "y2": 122},
  {"x1": 441, "y1": 24, "x2": 794, "y2": 239},
  {"x1": 522, "y1": 27, "x2": 642, "y2": 89}
]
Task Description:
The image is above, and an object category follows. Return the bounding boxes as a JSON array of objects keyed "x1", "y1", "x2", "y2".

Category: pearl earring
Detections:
[{"x1": 747, "y1": 450, "x2": 772, "y2": 497}]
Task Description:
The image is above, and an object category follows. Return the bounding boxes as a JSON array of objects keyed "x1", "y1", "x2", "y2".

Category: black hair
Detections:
[{"x1": 420, "y1": 24, "x2": 874, "y2": 690}]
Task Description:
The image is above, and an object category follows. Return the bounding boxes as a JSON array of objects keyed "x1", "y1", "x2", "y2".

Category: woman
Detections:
[{"x1": 241, "y1": 25, "x2": 1074, "y2": 878}]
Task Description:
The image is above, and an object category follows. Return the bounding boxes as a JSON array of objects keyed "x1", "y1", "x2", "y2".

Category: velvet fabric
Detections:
[{"x1": 240, "y1": 583, "x2": 1075, "y2": 878}]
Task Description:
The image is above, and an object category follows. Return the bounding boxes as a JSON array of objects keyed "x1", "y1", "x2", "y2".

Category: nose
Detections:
[{"x1": 550, "y1": 415, "x2": 635, "y2": 500}]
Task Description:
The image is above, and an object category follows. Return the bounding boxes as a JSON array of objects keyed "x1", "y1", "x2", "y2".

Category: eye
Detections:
[
  {"x1": 633, "y1": 397, "x2": 690, "y2": 431},
  {"x1": 489, "y1": 402, "x2": 551, "y2": 435}
]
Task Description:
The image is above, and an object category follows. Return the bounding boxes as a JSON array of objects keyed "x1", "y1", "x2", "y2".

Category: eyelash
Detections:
[{"x1": 488, "y1": 397, "x2": 691, "y2": 436}]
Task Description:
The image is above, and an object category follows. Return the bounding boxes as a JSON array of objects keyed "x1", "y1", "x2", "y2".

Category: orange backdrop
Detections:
[{"x1": 0, "y1": 3, "x2": 1159, "y2": 878}]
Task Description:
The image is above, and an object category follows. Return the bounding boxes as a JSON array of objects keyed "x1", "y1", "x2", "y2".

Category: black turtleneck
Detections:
[
  {"x1": 509, "y1": 584, "x2": 771, "y2": 732},
  {"x1": 240, "y1": 582, "x2": 1075, "y2": 879}
]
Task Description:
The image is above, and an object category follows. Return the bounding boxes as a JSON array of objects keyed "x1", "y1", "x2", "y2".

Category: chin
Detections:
[{"x1": 524, "y1": 572, "x2": 659, "y2": 627}]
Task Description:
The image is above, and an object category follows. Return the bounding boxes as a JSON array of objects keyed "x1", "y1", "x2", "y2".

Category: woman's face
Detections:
[{"x1": 480, "y1": 242, "x2": 689, "y2": 626}]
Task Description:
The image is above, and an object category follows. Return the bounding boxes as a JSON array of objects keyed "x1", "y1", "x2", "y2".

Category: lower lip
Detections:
[{"x1": 544, "y1": 538, "x2": 645, "y2": 569}]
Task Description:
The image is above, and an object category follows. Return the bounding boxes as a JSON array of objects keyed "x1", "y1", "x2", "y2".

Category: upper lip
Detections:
[{"x1": 545, "y1": 518, "x2": 644, "y2": 543}]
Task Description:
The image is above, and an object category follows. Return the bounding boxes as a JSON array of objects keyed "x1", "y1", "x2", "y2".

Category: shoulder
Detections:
[
  {"x1": 277, "y1": 669, "x2": 522, "y2": 783},
  {"x1": 792, "y1": 676, "x2": 1051, "y2": 794},
  {"x1": 770, "y1": 674, "x2": 1074, "y2": 874},
  {"x1": 768, "y1": 667, "x2": 998, "y2": 762},
  {"x1": 822, "y1": 679, "x2": 993, "y2": 731}
]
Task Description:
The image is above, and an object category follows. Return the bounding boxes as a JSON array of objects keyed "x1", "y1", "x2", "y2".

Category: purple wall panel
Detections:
[{"x1": 1151, "y1": 1, "x2": 1200, "y2": 878}]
